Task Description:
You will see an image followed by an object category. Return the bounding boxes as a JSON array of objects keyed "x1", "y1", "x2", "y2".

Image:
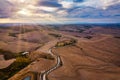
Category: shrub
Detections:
[
  {"x1": 48, "y1": 33, "x2": 62, "y2": 38},
  {"x1": 56, "y1": 39, "x2": 77, "y2": 47},
  {"x1": 84, "y1": 36, "x2": 92, "y2": 39},
  {"x1": 78, "y1": 29, "x2": 84, "y2": 33},
  {"x1": 44, "y1": 54, "x2": 54, "y2": 60},
  {"x1": 114, "y1": 36, "x2": 120, "y2": 39},
  {"x1": 8, "y1": 33, "x2": 17, "y2": 37},
  {"x1": 0, "y1": 49, "x2": 16, "y2": 60}
]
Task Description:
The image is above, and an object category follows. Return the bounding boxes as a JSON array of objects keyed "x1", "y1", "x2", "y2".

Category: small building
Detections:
[{"x1": 22, "y1": 52, "x2": 29, "y2": 56}]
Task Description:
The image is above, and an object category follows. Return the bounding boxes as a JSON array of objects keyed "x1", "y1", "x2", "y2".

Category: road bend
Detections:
[{"x1": 40, "y1": 47, "x2": 62, "y2": 80}]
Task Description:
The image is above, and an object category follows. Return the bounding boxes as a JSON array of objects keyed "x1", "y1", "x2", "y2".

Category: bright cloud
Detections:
[
  {"x1": 0, "y1": 0, "x2": 120, "y2": 23},
  {"x1": 59, "y1": 0, "x2": 120, "y2": 10}
]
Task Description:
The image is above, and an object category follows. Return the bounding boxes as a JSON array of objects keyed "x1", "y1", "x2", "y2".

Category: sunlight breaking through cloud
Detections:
[{"x1": 0, "y1": 0, "x2": 120, "y2": 23}]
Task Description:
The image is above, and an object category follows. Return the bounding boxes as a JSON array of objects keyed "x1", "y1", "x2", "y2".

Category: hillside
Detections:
[
  {"x1": 49, "y1": 36, "x2": 120, "y2": 80},
  {"x1": 0, "y1": 24, "x2": 120, "y2": 80},
  {"x1": 0, "y1": 25, "x2": 55, "y2": 53}
]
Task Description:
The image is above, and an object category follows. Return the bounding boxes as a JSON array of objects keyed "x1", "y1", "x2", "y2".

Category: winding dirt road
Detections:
[{"x1": 40, "y1": 47, "x2": 62, "y2": 80}]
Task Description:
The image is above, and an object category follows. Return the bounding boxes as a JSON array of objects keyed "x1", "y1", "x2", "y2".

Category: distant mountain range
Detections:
[{"x1": 0, "y1": 23, "x2": 120, "y2": 27}]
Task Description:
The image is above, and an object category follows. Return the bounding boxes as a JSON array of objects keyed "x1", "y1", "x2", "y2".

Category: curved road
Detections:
[{"x1": 40, "y1": 47, "x2": 62, "y2": 80}]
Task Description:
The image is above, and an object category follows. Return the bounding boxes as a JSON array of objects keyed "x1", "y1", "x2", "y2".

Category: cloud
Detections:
[
  {"x1": 35, "y1": 0, "x2": 62, "y2": 12},
  {"x1": 0, "y1": 0, "x2": 15, "y2": 18},
  {"x1": 57, "y1": 0, "x2": 120, "y2": 19},
  {"x1": 66, "y1": 4, "x2": 120, "y2": 19},
  {"x1": 76, "y1": 0, "x2": 120, "y2": 10},
  {"x1": 73, "y1": 0, "x2": 84, "y2": 2},
  {"x1": 38, "y1": 0, "x2": 62, "y2": 7},
  {"x1": 0, "y1": 0, "x2": 120, "y2": 23},
  {"x1": 7, "y1": 0, "x2": 39, "y2": 5},
  {"x1": 59, "y1": 0, "x2": 120, "y2": 10}
]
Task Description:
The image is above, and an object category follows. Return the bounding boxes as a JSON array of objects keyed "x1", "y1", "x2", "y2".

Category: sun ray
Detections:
[
  {"x1": 17, "y1": 24, "x2": 22, "y2": 52},
  {"x1": 20, "y1": 0, "x2": 26, "y2": 3},
  {"x1": 17, "y1": 8, "x2": 32, "y2": 16}
]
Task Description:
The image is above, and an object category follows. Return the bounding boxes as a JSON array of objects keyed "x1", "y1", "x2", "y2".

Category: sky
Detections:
[{"x1": 0, "y1": 0, "x2": 120, "y2": 24}]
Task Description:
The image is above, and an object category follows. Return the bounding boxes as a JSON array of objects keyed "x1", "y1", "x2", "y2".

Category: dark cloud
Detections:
[
  {"x1": 0, "y1": 0, "x2": 14, "y2": 18},
  {"x1": 107, "y1": 3, "x2": 120, "y2": 10},
  {"x1": 0, "y1": 10, "x2": 11, "y2": 18},
  {"x1": 73, "y1": 0, "x2": 84, "y2": 2},
  {"x1": 65, "y1": 5, "x2": 120, "y2": 19},
  {"x1": 38, "y1": 0, "x2": 62, "y2": 7}
]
